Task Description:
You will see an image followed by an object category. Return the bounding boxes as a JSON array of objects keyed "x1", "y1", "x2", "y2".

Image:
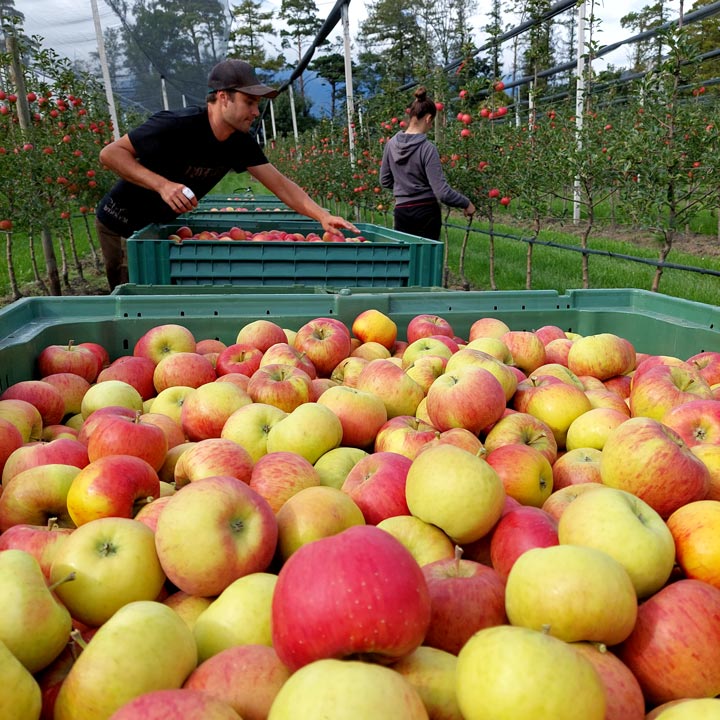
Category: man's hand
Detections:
[
  {"x1": 464, "y1": 202, "x2": 476, "y2": 218},
  {"x1": 321, "y1": 213, "x2": 361, "y2": 236},
  {"x1": 160, "y1": 181, "x2": 199, "y2": 214}
]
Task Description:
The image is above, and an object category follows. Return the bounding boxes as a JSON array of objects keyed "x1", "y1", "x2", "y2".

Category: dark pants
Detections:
[
  {"x1": 95, "y1": 218, "x2": 129, "y2": 290},
  {"x1": 394, "y1": 200, "x2": 441, "y2": 240}
]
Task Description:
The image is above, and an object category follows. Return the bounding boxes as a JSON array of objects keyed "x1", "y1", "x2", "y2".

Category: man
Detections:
[{"x1": 95, "y1": 59, "x2": 359, "y2": 289}]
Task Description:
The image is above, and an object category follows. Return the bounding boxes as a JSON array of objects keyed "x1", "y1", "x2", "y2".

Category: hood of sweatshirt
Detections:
[{"x1": 388, "y1": 132, "x2": 428, "y2": 164}]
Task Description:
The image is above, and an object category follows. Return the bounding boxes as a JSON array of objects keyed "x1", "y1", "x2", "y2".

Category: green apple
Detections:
[
  {"x1": 154, "y1": 475, "x2": 278, "y2": 597},
  {"x1": 505, "y1": 544, "x2": 637, "y2": 645},
  {"x1": 565, "y1": 407, "x2": 628, "y2": 451},
  {"x1": 558, "y1": 486, "x2": 676, "y2": 598},
  {"x1": 375, "y1": 515, "x2": 455, "y2": 566},
  {"x1": 391, "y1": 646, "x2": 462, "y2": 720},
  {"x1": 50, "y1": 517, "x2": 166, "y2": 627},
  {"x1": 313, "y1": 446, "x2": 368, "y2": 489},
  {"x1": 405, "y1": 444, "x2": 505, "y2": 544},
  {"x1": 148, "y1": 385, "x2": 196, "y2": 424},
  {"x1": 0, "y1": 638, "x2": 41, "y2": 720},
  {"x1": 163, "y1": 591, "x2": 213, "y2": 632},
  {"x1": 194, "y1": 572, "x2": 277, "y2": 662},
  {"x1": 80, "y1": 379, "x2": 144, "y2": 420},
  {"x1": 221, "y1": 402, "x2": 288, "y2": 462},
  {"x1": 648, "y1": 698, "x2": 720, "y2": 719},
  {"x1": 54, "y1": 600, "x2": 198, "y2": 720},
  {"x1": 456, "y1": 625, "x2": 605, "y2": 720},
  {"x1": 266, "y1": 402, "x2": 343, "y2": 464},
  {"x1": 267, "y1": 658, "x2": 428, "y2": 719},
  {"x1": 0, "y1": 549, "x2": 72, "y2": 673},
  {"x1": 275, "y1": 485, "x2": 365, "y2": 561}
]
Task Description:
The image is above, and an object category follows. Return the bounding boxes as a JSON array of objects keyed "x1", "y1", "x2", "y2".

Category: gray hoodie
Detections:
[{"x1": 380, "y1": 132, "x2": 470, "y2": 209}]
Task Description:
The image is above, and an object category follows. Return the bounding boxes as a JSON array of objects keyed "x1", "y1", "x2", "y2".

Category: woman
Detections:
[{"x1": 380, "y1": 86, "x2": 475, "y2": 240}]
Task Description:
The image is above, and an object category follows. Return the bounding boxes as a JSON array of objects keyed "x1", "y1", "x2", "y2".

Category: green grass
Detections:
[{"x1": 350, "y1": 205, "x2": 720, "y2": 306}]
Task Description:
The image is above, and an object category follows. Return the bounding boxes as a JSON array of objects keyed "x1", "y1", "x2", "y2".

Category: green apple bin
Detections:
[{"x1": 0, "y1": 287, "x2": 718, "y2": 391}]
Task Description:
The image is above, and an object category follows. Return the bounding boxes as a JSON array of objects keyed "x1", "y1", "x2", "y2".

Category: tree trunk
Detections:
[
  {"x1": 67, "y1": 219, "x2": 86, "y2": 282},
  {"x1": 82, "y1": 214, "x2": 101, "y2": 272},
  {"x1": 41, "y1": 227, "x2": 62, "y2": 295},
  {"x1": 5, "y1": 231, "x2": 21, "y2": 301},
  {"x1": 28, "y1": 232, "x2": 49, "y2": 294}
]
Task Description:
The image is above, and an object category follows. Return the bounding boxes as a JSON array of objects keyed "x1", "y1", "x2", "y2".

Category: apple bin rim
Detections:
[{"x1": 0, "y1": 287, "x2": 718, "y2": 391}]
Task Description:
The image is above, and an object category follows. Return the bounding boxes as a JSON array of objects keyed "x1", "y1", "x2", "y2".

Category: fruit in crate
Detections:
[{"x1": 167, "y1": 227, "x2": 368, "y2": 243}]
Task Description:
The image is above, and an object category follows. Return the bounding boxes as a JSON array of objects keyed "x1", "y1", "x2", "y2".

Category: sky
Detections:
[{"x1": 13, "y1": 0, "x2": 685, "y2": 91}]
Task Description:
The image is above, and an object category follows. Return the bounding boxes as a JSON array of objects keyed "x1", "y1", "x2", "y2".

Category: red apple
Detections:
[
  {"x1": 468, "y1": 317, "x2": 510, "y2": 341},
  {"x1": 174, "y1": 437, "x2": 253, "y2": 488},
  {"x1": 183, "y1": 644, "x2": 291, "y2": 720},
  {"x1": 0, "y1": 398, "x2": 43, "y2": 442},
  {"x1": 341, "y1": 451, "x2": 412, "y2": 525},
  {"x1": 601, "y1": 416, "x2": 710, "y2": 518},
  {"x1": 108, "y1": 689, "x2": 241, "y2": 719},
  {"x1": 551, "y1": 447, "x2": 603, "y2": 489},
  {"x1": 153, "y1": 351, "x2": 216, "y2": 392},
  {"x1": 2, "y1": 438, "x2": 89, "y2": 486},
  {"x1": 618, "y1": 579, "x2": 720, "y2": 704},
  {"x1": 133, "y1": 323, "x2": 197, "y2": 365},
  {"x1": 567, "y1": 333, "x2": 636, "y2": 381},
  {"x1": 65, "y1": 454, "x2": 160, "y2": 525},
  {"x1": 140, "y1": 412, "x2": 186, "y2": 451},
  {"x1": 483, "y1": 411, "x2": 558, "y2": 464},
  {"x1": 247, "y1": 363, "x2": 312, "y2": 412},
  {"x1": 37, "y1": 340, "x2": 100, "y2": 382},
  {"x1": 316, "y1": 385, "x2": 388, "y2": 449},
  {"x1": 236, "y1": 319, "x2": 288, "y2": 353},
  {"x1": 1, "y1": 379, "x2": 66, "y2": 426},
  {"x1": 426, "y1": 365, "x2": 507, "y2": 435},
  {"x1": 661, "y1": 398, "x2": 720, "y2": 447},
  {"x1": 259, "y1": 343, "x2": 317, "y2": 378},
  {"x1": 87, "y1": 411, "x2": 168, "y2": 471},
  {"x1": 248, "y1": 450, "x2": 321, "y2": 513},
  {"x1": 97, "y1": 356, "x2": 157, "y2": 401},
  {"x1": 489, "y1": 505, "x2": 559, "y2": 580},
  {"x1": 0, "y1": 521, "x2": 73, "y2": 578},
  {"x1": 688, "y1": 350, "x2": 720, "y2": 385},
  {"x1": 354, "y1": 359, "x2": 425, "y2": 419},
  {"x1": 0, "y1": 416, "x2": 23, "y2": 476},
  {"x1": 293, "y1": 317, "x2": 352, "y2": 378},
  {"x1": 486, "y1": 443, "x2": 554, "y2": 507},
  {"x1": 0, "y1": 463, "x2": 79, "y2": 529},
  {"x1": 271, "y1": 525, "x2": 431, "y2": 671},
  {"x1": 216, "y1": 343, "x2": 264, "y2": 378},
  {"x1": 500, "y1": 330, "x2": 547, "y2": 374},
  {"x1": 630, "y1": 363, "x2": 712, "y2": 420},
  {"x1": 534, "y1": 325, "x2": 567, "y2": 346},
  {"x1": 180, "y1": 381, "x2": 252, "y2": 441},
  {"x1": 374, "y1": 415, "x2": 439, "y2": 459},
  {"x1": 571, "y1": 642, "x2": 646, "y2": 720},
  {"x1": 41, "y1": 373, "x2": 91, "y2": 418},
  {"x1": 406, "y1": 314, "x2": 454, "y2": 343},
  {"x1": 421, "y1": 553, "x2": 507, "y2": 655}
]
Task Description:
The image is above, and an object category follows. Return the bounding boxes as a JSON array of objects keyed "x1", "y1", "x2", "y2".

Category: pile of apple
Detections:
[
  {"x1": 1, "y1": 309, "x2": 720, "y2": 719},
  {"x1": 203, "y1": 206, "x2": 287, "y2": 212},
  {"x1": 167, "y1": 225, "x2": 369, "y2": 243}
]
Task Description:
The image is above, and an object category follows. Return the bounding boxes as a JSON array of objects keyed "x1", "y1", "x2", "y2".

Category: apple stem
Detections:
[
  {"x1": 540, "y1": 623, "x2": 552, "y2": 635},
  {"x1": 70, "y1": 628, "x2": 88, "y2": 652},
  {"x1": 134, "y1": 411, "x2": 142, "y2": 424},
  {"x1": 67, "y1": 340, "x2": 75, "y2": 350},
  {"x1": 454, "y1": 545, "x2": 464, "y2": 573},
  {"x1": 48, "y1": 572, "x2": 76, "y2": 592},
  {"x1": 47, "y1": 516, "x2": 59, "y2": 530},
  {"x1": 593, "y1": 642, "x2": 608, "y2": 654}
]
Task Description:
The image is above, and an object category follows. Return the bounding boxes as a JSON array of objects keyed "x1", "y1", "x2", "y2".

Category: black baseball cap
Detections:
[{"x1": 208, "y1": 60, "x2": 279, "y2": 98}]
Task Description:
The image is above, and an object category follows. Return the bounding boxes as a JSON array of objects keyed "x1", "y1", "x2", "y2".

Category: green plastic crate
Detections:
[
  {"x1": 126, "y1": 222, "x2": 443, "y2": 288},
  {"x1": 1, "y1": 288, "x2": 718, "y2": 391},
  {"x1": 180, "y1": 209, "x2": 307, "y2": 223}
]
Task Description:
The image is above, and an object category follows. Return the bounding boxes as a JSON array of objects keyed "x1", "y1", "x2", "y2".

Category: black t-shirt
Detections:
[{"x1": 95, "y1": 105, "x2": 269, "y2": 236}]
